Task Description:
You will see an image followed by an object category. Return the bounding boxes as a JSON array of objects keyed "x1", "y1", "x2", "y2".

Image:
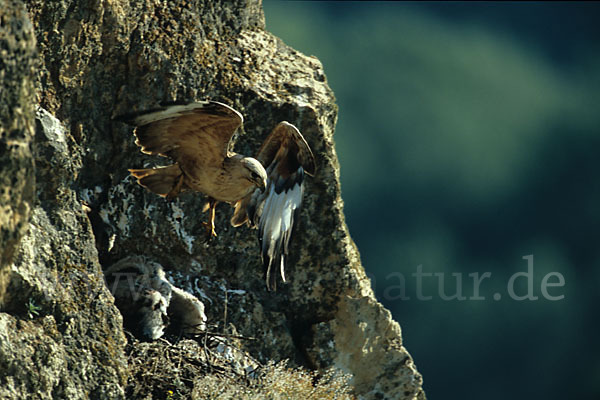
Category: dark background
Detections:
[{"x1": 263, "y1": 2, "x2": 600, "y2": 399}]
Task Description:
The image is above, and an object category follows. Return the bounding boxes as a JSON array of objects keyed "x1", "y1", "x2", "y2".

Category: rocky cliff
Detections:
[{"x1": 0, "y1": 0, "x2": 425, "y2": 398}]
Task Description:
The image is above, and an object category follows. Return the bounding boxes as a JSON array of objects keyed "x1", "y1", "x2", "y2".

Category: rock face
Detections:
[
  {"x1": 0, "y1": 0, "x2": 36, "y2": 297},
  {"x1": 0, "y1": 0, "x2": 425, "y2": 399},
  {"x1": 1, "y1": 107, "x2": 128, "y2": 399}
]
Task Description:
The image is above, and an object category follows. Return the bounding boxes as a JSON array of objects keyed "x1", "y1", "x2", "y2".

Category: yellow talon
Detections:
[{"x1": 202, "y1": 199, "x2": 218, "y2": 239}]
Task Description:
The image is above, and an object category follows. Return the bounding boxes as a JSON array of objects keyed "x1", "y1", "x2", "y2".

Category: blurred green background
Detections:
[{"x1": 263, "y1": 2, "x2": 599, "y2": 399}]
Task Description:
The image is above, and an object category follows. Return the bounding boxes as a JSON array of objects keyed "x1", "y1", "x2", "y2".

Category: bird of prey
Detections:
[
  {"x1": 231, "y1": 119, "x2": 316, "y2": 290},
  {"x1": 121, "y1": 101, "x2": 315, "y2": 290}
]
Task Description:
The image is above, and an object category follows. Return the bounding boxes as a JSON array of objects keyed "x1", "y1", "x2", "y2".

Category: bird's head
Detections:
[{"x1": 240, "y1": 157, "x2": 267, "y2": 191}]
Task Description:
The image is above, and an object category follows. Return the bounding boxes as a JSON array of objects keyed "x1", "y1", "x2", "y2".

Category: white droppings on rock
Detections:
[
  {"x1": 141, "y1": 200, "x2": 157, "y2": 236},
  {"x1": 107, "y1": 234, "x2": 116, "y2": 252},
  {"x1": 98, "y1": 177, "x2": 136, "y2": 238},
  {"x1": 168, "y1": 202, "x2": 195, "y2": 254},
  {"x1": 79, "y1": 185, "x2": 103, "y2": 204}
]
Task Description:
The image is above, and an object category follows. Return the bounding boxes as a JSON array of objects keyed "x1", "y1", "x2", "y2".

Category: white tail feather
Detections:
[{"x1": 259, "y1": 181, "x2": 303, "y2": 289}]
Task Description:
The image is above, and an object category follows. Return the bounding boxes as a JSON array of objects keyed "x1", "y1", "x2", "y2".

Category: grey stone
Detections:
[
  {"x1": 0, "y1": 108, "x2": 128, "y2": 399},
  {"x1": 0, "y1": 0, "x2": 36, "y2": 296}
]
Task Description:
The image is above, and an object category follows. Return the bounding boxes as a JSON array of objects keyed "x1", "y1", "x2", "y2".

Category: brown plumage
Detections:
[
  {"x1": 121, "y1": 101, "x2": 267, "y2": 237},
  {"x1": 231, "y1": 122, "x2": 316, "y2": 290},
  {"x1": 121, "y1": 101, "x2": 315, "y2": 290}
]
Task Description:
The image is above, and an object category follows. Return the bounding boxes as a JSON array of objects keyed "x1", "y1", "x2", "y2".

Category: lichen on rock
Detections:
[
  {"x1": 0, "y1": 0, "x2": 37, "y2": 297},
  {"x1": 1, "y1": 107, "x2": 129, "y2": 398}
]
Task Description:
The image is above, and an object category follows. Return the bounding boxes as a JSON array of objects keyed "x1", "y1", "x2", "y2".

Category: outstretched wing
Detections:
[
  {"x1": 119, "y1": 101, "x2": 243, "y2": 168},
  {"x1": 254, "y1": 121, "x2": 316, "y2": 177},
  {"x1": 231, "y1": 121, "x2": 316, "y2": 290}
]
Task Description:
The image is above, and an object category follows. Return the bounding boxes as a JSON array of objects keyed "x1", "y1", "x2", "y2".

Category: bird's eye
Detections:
[{"x1": 251, "y1": 172, "x2": 259, "y2": 180}]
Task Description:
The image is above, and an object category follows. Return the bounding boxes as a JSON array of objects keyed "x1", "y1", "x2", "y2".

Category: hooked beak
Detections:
[{"x1": 258, "y1": 177, "x2": 267, "y2": 192}]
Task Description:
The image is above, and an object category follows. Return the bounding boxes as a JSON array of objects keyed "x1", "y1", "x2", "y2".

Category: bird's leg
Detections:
[
  {"x1": 202, "y1": 198, "x2": 218, "y2": 238},
  {"x1": 166, "y1": 173, "x2": 185, "y2": 201}
]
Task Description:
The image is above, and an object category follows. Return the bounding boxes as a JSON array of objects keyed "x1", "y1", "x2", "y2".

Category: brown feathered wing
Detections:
[
  {"x1": 123, "y1": 101, "x2": 243, "y2": 196},
  {"x1": 231, "y1": 121, "x2": 316, "y2": 290}
]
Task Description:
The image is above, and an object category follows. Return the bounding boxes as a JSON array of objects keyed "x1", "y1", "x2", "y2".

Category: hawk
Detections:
[{"x1": 120, "y1": 101, "x2": 315, "y2": 290}]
